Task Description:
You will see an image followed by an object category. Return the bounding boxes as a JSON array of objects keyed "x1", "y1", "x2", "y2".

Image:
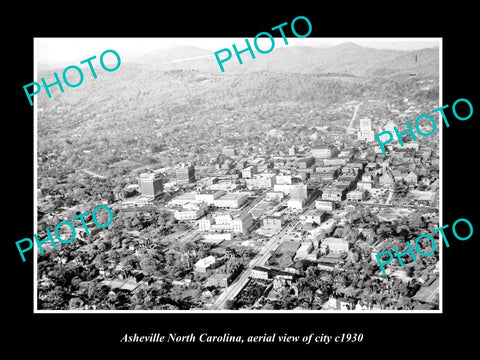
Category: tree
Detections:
[
  {"x1": 68, "y1": 297, "x2": 84, "y2": 310},
  {"x1": 41, "y1": 286, "x2": 69, "y2": 309},
  {"x1": 139, "y1": 253, "x2": 163, "y2": 276},
  {"x1": 407, "y1": 211, "x2": 425, "y2": 230}
]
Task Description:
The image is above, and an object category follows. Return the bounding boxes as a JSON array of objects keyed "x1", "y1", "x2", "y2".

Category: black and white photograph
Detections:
[
  {"x1": 33, "y1": 37, "x2": 442, "y2": 313},
  {"x1": 6, "y1": 7, "x2": 478, "y2": 356}
]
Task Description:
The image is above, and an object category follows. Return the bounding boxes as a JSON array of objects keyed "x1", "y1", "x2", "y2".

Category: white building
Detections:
[
  {"x1": 311, "y1": 147, "x2": 332, "y2": 159},
  {"x1": 194, "y1": 256, "x2": 216, "y2": 273},
  {"x1": 245, "y1": 173, "x2": 276, "y2": 189},
  {"x1": 357, "y1": 181, "x2": 373, "y2": 190},
  {"x1": 232, "y1": 213, "x2": 254, "y2": 233},
  {"x1": 195, "y1": 191, "x2": 225, "y2": 204},
  {"x1": 173, "y1": 202, "x2": 208, "y2": 221},
  {"x1": 198, "y1": 212, "x2": 253, "y2": 234},
  {"x1": 294, "y1": 242, "x2": 314, "y2": 260},
  {"x1": 346, "y1": 190, "x2": 365, "y2": 202},
  {"x1": 315, "y1": 200, "x2": 335, "y2": 211},
  {"x1": 198, "y1": 217, "x2": 214, "y2": 231},
  {"x1": 276, "y1": 175, "x2": 293, "y2": 185},
  {"x1": 287, "y1": 198, "x2": 305, "y2": 210},
  {"x1": 299, "y1": 209, "x2": 327, "y2": 224},
  {"x1": 213, "y1": 193, "x2": 249, "y2": 208}
]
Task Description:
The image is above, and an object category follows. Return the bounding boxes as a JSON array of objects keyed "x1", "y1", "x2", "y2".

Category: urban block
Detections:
[
  {"x1": 23, "y1": 49, "x2": 121, "y2": 106},
  {"x1": 375, "y1": 98, "x2": 474, "y2": 155},
  {"x1": 213, "y1": 16, "x2": 312, "y2": 72},
  {"x1": 376, "y1": 217, "x2": 474, "y2": 274},
  {"x1": 15, "y1": 205, "x2": 114, "y2": 262}
]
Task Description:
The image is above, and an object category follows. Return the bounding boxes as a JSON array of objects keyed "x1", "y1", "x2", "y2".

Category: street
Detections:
[{"x1": 211, "y1": 220, "x2": 299, "y2": 309}]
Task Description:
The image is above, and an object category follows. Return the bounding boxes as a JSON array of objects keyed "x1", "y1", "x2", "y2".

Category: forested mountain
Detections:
[
  {"x1": 123, "y1": 42, "x2": 439, "y2": 78},
  {"x1": 36, "y1": 43, "x2": 439, "y2": 179}
]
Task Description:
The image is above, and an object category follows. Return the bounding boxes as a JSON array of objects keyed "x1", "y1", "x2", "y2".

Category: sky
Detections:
[{"x1": 36, "y1": 37, "x2": 441, "y2": 65}]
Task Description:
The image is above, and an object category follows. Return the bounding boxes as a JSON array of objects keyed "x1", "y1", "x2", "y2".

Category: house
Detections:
[
  {"x1": 194, "y1": 255, "x2": 216, "y2": 273},
  {"x1": 390, "y1": 170, "x2": 403, "y2": 182},
  {"x1": 405, "y1": 170, "x2": 418, "y2": 184},
  {"x1": 315, "y1": 199, "x2": 336, "y2": 211},
  {"x1": 299, "y1": 209, "x2": 327, "y2": 224}
]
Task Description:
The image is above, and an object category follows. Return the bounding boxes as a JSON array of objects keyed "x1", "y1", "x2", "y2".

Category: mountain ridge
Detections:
[{"x1": 131, "y1": 42, "x2": 439, "y2": 78}]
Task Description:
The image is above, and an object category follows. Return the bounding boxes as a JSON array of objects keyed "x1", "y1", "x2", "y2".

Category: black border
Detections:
[{"x1": 6, "y1": 6, "x2": 478, "y2": 355}]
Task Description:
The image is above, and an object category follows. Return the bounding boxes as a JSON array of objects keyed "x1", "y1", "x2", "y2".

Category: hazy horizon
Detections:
[{"x1": 36, "y1": 38, "x2": 440, "y2": 66}]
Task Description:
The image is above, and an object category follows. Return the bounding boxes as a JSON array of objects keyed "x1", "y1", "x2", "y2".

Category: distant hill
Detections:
[
  {"x1": 129, "y1": 42, "x2": 439, "y2": 79},
  {"x1": 132, "y1": 45, "x2": 212, "y2": 65}
]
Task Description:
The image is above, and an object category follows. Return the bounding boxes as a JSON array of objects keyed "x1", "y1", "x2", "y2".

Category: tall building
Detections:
[
  {"x1": 138, "y1": 172, "x2": 163, "y2": 198},
  {"x1": 358, "y1": 117, "x2": 375, "y2": 142},
  {"x1": 176, "y1": 163, "x2": 196, "y2": 184},
  {"x1": 359, "y1": 118, "x2": 372, "y2": 132}
]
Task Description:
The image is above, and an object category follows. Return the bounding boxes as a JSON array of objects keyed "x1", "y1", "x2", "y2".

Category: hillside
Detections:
[
  {"x1": 134, "y1": 45, "x2": 212, "y2": 64},
  {"x1": 35, "y1": 42, "x2": 439, "y2": 178}
]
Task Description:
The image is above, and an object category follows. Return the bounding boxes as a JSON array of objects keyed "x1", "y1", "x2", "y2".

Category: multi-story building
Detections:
[
  {"x1": 199, "y1": 212, "x2": 253, "y2": 234},
  {"x1": 195, "y1": 190, "x2": 225, "y2": 205},
  {"x1": 213, "y1": 192, "x2": 249, "y2": 209},
  {"x1": 358, "y1": 117, "x2": 375, "y2": 142},
  {"x1": 315, "y1": 199, "x2": 336, "y2": 211},
  {"x1": 207, "y1": 272, "x2": 233, "y2": 288},
  {"x1": 299, "y1": 209, "x2": 327, "y2": 224},
  {"x1": 138, "y1": 172, "x2": 163, "y2": 198},
  {"x1": 287, "y1": 198, "x2": 305, "y2": 210},
  {"x1": 322, "y1": 186, "x2": 346, "y2": 201},
  {"x1": 173, "y1": 202, "x2": 208, "y2": 221},
  {"x1": 290, "y1": 184, "x2": 308, "y2": 199},
  {"x1": 262, "y1": 217, "x2": 282, "y2": 231},
  {"x1": 294, "y1": 242, "x2": 314, "y2": 260},
  {"x1": 223, "y1": 146, "x2": 237, "y2": 157},
  {"x1": 297, "y1": 156, "x2": 315, "y2": 169},
  {"x1": 321, "y1": 237, "x2": 349, "y2": 254},
  {"x1": 323, "y1": 158, "x2": 347, "y2": 166},
  {"x1": 194, "y1": 256, "x2": 216, "y2": 273},
  {"x1": 198, "y1": 216, "x2": 214, "y2": 231},
  {"x1": 251, "y1": 266, "x2": 270, "y2": 280},
  {"x1": 360, "y1": 117, "x2": 372, "y2": 132},
  {"x1": 176, "y1": 163, "x2": 196, "y2": 184},
  {"x1": 232, "y1": 213, "x2": 253, "y2": 233},
  {"x1": 346, "y1": 190, "x2": 365, "y2": 202},
  {"x1": 276, "y1": 175, "x2": 293, "y2": 185},
  {"x1": 242, "y1": 165, "x2": 258, "y2": 179},
  {"x1": 245, "y1": 173, "x2": 276, "y2": 189}
]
